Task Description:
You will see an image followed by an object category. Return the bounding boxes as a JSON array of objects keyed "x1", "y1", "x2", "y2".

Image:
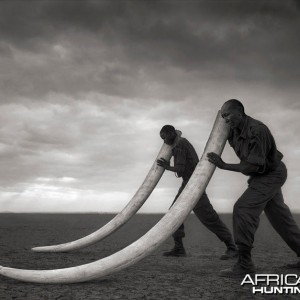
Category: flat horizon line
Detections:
[
  {"x1": 1, "y1": 211, "x2": 300, "y2": 214},
  {"x1": 0, "y1": 211, "x2": 235, "y2": 214}
]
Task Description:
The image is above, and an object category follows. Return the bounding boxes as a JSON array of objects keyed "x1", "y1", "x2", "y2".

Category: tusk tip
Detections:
[{"x1": 31, "y1": 247, "x2": 44, "y2": 252}]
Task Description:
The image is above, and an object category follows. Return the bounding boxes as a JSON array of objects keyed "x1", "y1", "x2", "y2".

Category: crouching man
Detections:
[
  {"x1": 157, "y1": 125, "x2": 237, "y2": 260},
  {"x1": 208, "y1": 99, "x2": 300, "y2": 277}
]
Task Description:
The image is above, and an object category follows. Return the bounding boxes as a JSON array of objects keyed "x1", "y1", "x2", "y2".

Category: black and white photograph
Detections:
[{"x1": 0, "y1": 0, "x2": 300, "y2": 299}]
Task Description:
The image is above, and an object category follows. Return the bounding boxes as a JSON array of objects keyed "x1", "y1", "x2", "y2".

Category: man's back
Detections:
[
  {"x1": 172, "y1": 137, "x2": 199, "y2": 181},
  {"x1": 228, "y1": 116, "x2": 283, "y2": 174}
]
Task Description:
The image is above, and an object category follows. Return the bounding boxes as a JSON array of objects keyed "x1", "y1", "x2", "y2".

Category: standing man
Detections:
[
  {"x1": 207, "y1": 99, "x2": 300, "y2": 277},
  {"x1": 157, "y1": 125, "x2": 237, "y2": 259}
]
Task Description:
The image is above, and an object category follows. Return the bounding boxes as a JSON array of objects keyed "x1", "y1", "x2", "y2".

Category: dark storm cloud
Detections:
[
  {"x1": 0, "y1": 0, "x2": 299, "y2": 212},
  {"x1": 0, "y1": 0, "x2": 299, "y2": 102}
]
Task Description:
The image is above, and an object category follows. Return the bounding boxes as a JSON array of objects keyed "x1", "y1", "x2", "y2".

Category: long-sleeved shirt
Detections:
[
  {"x1": 228, "y1": 115, "x2": 283, "y2": 175},
  {"x1": 172, "y1": 137, "x2": 199, "y2": 182}
]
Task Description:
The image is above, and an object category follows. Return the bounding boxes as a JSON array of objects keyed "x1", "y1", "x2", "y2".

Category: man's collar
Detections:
[
  {"x1": 171, "y1": 131, "x2": 181, "y2": 149},
  {"x1": 233, "y1": 115, "x2": 249, "y2": 139},
  {"x1": 239, "y1": 115, "x2": 249, "y2": 139}
]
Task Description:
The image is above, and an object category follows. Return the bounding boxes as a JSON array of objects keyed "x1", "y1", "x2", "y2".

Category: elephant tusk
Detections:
[
  {"x1": 0, "y1": 111, "x2": 229, "y2": 283},
  {"x1": 31, "y1": 131, "x2": 182, "y2": 252}
]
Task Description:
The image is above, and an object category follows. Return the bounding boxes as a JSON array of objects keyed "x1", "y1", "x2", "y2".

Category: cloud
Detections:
[
  {"x1": 0, "y1": 0, "x2": 299, "y2": 103},
  {"x1": 0, "y1": 1, "x2": 299, "y2": 212}
]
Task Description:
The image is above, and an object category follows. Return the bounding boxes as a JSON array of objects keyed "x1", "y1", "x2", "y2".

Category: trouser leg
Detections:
[
  {"x1": 172, "y1": 223, "x2": 185, "y2": 241},
  {"x1": 163, "y1": 183, "x2": 187, "y2": 256},
  {"x1": 193, "y1": 192, "x2": 235, "y2": 247},
  {"x1": 220, "y1": 162, "x2": 289, "y2": 276},
  {"x1": 224, "y1": 186, "x2": 269, "y2": 272},
  {"x1": 234, "y1": 162, "x2": 288, "y2": 252},
  {"x1": 264, "y1": 189, "x2": 300, "y2": 256},
  {"x1": 171, "y1": 182, "x2": 186, "y2": 245},
  {"x1": 233, "y1": 187, "x2": 267, "y2": 251}
]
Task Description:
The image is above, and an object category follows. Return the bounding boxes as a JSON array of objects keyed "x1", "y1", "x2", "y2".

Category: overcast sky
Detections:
[{"x1": 0, "y1": 0, "x2": 299, "y2": 213}]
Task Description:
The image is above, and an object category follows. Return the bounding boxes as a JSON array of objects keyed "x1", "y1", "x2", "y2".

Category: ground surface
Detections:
[{"x1": 0, "y1": 213, "x2": 300, "y2": 300}]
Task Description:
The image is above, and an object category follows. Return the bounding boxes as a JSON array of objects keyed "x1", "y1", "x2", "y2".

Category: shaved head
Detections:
[
  {"x1": 222, "y1": 99, "x2": 245, "y2": 116},
  {"x1": 160, "y1": 124, "x2": 177, "y2": 145},
  {"x1": 160, "y1": 125, "x2": 176, "y2": 135}
]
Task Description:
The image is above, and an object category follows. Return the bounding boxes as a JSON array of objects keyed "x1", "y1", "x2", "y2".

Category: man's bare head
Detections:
[
  {"x1": 221, "y1": 99, "x2": 245, "y2": 129},
  {"x1": 160, "y1": 125, "x2": 177, "y2": 145},
  {"x1": 221, "y1": 99, "x2": 245, "y2": 115}
]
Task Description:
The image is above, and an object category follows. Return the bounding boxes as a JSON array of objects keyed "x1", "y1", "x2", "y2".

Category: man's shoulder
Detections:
[
  {"x1": 175, "y1": 137, "x2": 192, "y2": 148},
  {"x1": 173, "y1": 137, "x2": 195, "y2": 153},
  {"x1": 248, "y1": 116, "x2": 265, "y2": 127},
  {"x1": 247, "y1": 116, "x2": 269, "y2": 136}
]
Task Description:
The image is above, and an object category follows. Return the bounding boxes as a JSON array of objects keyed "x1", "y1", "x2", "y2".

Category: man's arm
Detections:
[
  {"x1": 157, "y1": 158, "x2": 185, "y2": 173},
  {"x1": 207, "y1": 152, "x2": 259, "y2": 175}
]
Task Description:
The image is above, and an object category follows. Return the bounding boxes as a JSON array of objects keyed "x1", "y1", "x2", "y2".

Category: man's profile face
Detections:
[
  {"x1": 160, "y1": 131, "x2": 176, "y2": 145},
  {"x1": 221, "y1": 103, "x2": 243, "y2": 129}
]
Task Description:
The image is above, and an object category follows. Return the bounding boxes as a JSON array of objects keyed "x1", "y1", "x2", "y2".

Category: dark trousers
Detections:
[
  {"x1": 172, "y1": 181, "x2": 234, "y2": 244},
  {"x1": 233, "y1": 161, "x2": 300, "y2": 256}
]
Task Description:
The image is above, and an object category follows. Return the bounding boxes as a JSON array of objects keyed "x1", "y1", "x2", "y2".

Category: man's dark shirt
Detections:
[
  {"x1": 228, "y1": 115, "x2": 283, "y2": 175},
  {"x1": 172, "y1": 137, "x2": 199, "y2": 182}
]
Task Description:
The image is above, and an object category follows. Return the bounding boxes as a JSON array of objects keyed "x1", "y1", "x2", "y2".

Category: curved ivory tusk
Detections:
[
  {"x1": 32, "y1": 131, "x2": 182, "y2": 253},
  {"x1": 0, "y1": 111, "x2": 229, "y2": 283}
]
